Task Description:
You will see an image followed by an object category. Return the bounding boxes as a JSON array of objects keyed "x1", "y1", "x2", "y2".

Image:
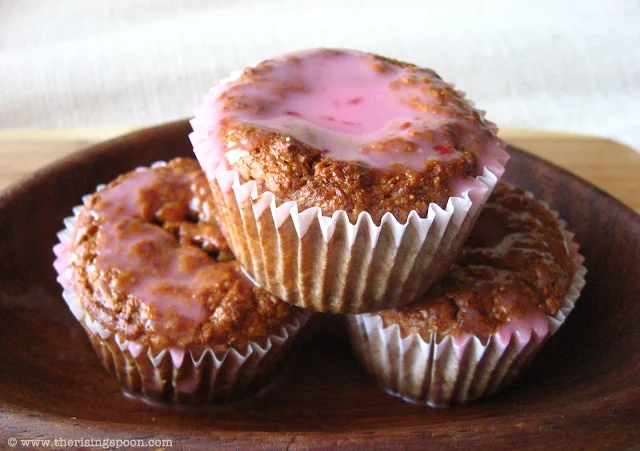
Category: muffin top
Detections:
[
  {"x1": 68, "y1": 158, "x2": 299, "y2": 350},
  {"x1": 191, "y1": 48, "x2": 507, "y2": 224},
  {"x1": 376, "y1": 182, "x2": 578, "y2": 338}
]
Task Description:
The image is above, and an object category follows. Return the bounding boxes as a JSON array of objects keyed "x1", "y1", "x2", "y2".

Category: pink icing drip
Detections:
[
  {"x1": 496, "y1": 311, "x2": 549, "y2": 348},
  {"x1": 191, "y1": 49, "x2": 508, "y2": 197},
  {"x1": 169, "y1": 347, "x2": 186, "y2": 368},
  {"x1": 451, "y1": 310, "x2": 548, "y2": 354},
  {"x1": 128, "y1": 341, "x2": 146, "y2": 358}
]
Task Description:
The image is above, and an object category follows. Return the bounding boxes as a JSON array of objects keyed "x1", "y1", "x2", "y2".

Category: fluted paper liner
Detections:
[
  {"x1": 53, "y1": 162, "x2": 310, "y2": 404},
  {"x1": 346, "y1": 227, "x2": 587, "y2": 407},
  {"x1": 206, "y1": 165, "x2": 502, "y2": 314}
]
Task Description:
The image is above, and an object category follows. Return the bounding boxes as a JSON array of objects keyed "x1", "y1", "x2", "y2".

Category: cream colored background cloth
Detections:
[{"x1": 1, "y1": 0, "x2": 639, "y2": 151}]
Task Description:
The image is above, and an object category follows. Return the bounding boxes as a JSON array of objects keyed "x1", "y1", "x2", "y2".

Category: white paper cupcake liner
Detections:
[
  {"x1": 205, "y1": 166, "x2": 503, "y2": 315},
  {"x1": 52, "y1": 162, "x2": 311, "y2": 403},
  {"x1": 346, "y1": 222, "x2": 587, "y2": 407},
  {"x1": 190, "y1": 68, "x2": 509, "y2": 313}
]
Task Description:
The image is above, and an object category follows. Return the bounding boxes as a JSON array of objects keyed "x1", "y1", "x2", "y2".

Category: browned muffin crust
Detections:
[
  {"x1": 377, "y1": 182, "x2": 577, "y2": 337},
  {"x1": 217, "y1": 50, "x2": 482, "y2": 224},
  {"x1": 69, "y1": 158, "x2": 300, "y2": 350}
]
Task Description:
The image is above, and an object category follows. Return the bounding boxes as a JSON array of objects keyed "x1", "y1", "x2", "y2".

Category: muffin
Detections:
[
  {"x1": 53, "y1": 158, "x2": 310, "y2": 404},
  {"x1": 347, "y1": 182, "x2": 586, "y2": 406},
  {"x1": 190, "y1": 48, "x2": 509, "y2": 313}
]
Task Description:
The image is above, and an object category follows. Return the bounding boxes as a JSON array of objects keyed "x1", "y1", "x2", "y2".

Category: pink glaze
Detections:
[
  {"x1": 449, "y1": 193, "x2": 586, "y2": 351},
  {"x1": 78, "y1": 168, "x2": 223, "y2": 345},
  {"x1": 90, "y1": 169, "x2": 158, "y2": 219},
  {"x1": 496, "y1": 310, "x2": 549, "y2": 348},
  {"x1": 191, "y1": 49, "x2": 508, "y2": 196},
  {"x1": 451, "y1": 307, "x2": 548, "y2": 353},
  {"x1": 491, "y1": 272, "x2": 550, "y2": 346},
  {"x1": 485, "y1": 232, "x2": 586, "y2": 348},
  {"x1": 93, "y1": 220, "x2": 209, "y2": 331},
  {"x1": 128, "y1": 342, "x2": 146, "y2": 359},
  {"x1": 169, "y1": 347, "x2": 186, "y2": 368}
]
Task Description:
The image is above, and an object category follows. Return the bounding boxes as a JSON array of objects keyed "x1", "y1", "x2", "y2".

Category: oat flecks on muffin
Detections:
[
  {"x1": 377, "y1": 182, "x2": 577, "y2": 337},
  {"x1": 68, "y1": 158, "x2": 299, "y2": 350},
  {"x1": 191, "y1": 48, "x2": 507, "y2": 224}
]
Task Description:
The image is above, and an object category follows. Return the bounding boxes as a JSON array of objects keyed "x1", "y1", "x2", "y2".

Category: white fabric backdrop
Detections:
[{"x1": 1, "y1": 0, "x2": 639, "y2": 151}]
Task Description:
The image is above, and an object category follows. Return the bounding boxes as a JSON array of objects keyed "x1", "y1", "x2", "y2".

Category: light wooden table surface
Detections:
[{"x1": 1, "y1": 128, "x2": 639, "y2": 213}]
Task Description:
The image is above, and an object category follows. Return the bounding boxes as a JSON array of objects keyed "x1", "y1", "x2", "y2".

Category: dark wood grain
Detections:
[{"x1": 1, "y1": 120, "x2": 639, "y2": 450}]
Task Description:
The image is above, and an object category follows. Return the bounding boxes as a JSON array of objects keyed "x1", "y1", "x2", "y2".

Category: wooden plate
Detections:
[{"x1": 1, "y1": 120, "x2": 639, "y2": 450}]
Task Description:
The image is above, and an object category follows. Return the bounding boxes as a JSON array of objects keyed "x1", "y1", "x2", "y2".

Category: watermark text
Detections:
[{"x1": 7, "y1": 436, "x2": 173, "y2": 449}]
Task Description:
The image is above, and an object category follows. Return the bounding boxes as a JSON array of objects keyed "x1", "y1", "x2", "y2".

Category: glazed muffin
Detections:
[
  {"x1": 53, "y1": 158, "x2": 310, "y2": 404},
  {"x1": 190, "y1": 48, "x2": 509, "y2": 313},
  {"x1": 347, "y1": 182, "x2": 586, "y2": 406}
]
